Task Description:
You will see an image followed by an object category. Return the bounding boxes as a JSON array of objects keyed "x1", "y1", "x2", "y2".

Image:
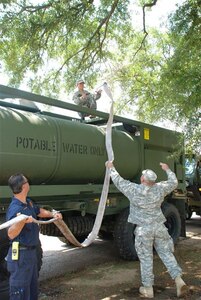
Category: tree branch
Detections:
[
  {"x1": 54, "y1": 0, "x2": 120, "y2": 79},
  {"x1": 133, "y1": 0, "x2": 158, "y2": 57}
]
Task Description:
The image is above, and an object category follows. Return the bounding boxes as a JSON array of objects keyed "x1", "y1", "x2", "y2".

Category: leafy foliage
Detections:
[
  {"x1": 145, "y1": 0, "x2": 201, "y2": 153},
  {"x1": 105, "y1": 0, "x2": 201, "y2": 153},
  {"x1": 0, "y1": 0, "x2": 132, "y2": 94}
]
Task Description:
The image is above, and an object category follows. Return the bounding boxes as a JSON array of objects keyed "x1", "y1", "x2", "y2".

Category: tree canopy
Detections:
[
  {"x1": 0, "y1": 0, "x2": 200, "y2": 153},
  {"x1": 111, "y1": 0, "x2": 201, "y2": 153},
  {"x1": 0, "y1": 0, "x2": 135, "y2": 93}
]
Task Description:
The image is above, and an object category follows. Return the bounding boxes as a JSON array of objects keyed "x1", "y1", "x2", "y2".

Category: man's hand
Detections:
[
  {"x1": 105, "y1": 161, "x2": 114, "y2": 169},
  {"x1": 160, "y1": 162, "x2": 169, "y2": 171},
  {"x1": 81, "y1": 92, "x2": 87, "y2": 100},
  {"x1": 24, "y1": 216, "x2": 34, "y2": 223},
  {"x1": 53, "y1": 212, "x2": 63, "y2": 220}
]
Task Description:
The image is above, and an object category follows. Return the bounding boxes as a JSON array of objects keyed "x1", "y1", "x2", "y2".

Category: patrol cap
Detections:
[
  {"x1": 76, "y1": 79, "x2": 85, "y2": 85},
  {"x1": 142, "y1": 169, "x2": 157, "y2": 182}
]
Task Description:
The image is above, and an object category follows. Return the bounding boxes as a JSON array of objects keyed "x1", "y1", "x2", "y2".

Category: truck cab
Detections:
[{"x1": 185, "y1": 157, "x2": 201, "y2": 219}]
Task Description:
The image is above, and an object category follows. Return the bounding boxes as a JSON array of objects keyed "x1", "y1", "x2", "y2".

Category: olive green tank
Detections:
[{"x1": 0, "y1": 106, "x2": 140, "y2": 184}]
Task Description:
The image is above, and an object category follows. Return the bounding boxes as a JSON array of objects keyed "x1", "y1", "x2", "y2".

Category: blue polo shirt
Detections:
[{"x1": 6, "y1": 197, "x2": 40, "y2": 246}]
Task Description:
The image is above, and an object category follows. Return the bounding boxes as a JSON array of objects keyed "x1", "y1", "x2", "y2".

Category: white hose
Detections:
[
  {"x1": 0, "y1": 214, "x2": 57, "y2": 230},
  {"x1": 81, "y1": 82, "x2": 114, "y2": 247}
]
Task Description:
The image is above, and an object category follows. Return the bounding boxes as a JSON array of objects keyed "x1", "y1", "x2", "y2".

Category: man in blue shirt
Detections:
[{"x1": 6, "y1": 173, "x2": 62, "y2": 300}]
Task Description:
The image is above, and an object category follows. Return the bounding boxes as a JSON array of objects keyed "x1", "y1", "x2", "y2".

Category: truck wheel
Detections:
[
  {"x1": 40, "y1": 215, "x2": 94, "y2": 241},
  {"x1": 162, "y1": 202, "x2": 181, "y2": 243},
  {"x1": 113, "y1": 208, "x2": 137, "y2": 261}
]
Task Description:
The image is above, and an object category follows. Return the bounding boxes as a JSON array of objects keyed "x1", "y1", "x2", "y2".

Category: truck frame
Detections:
[{"x1": 0, "y1": 84, "x2": 187, "y2": 271}]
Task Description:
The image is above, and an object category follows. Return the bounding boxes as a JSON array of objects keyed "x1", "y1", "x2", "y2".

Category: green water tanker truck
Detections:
[{"x1": 0, "y1": 85, "x2": 187, "y2": 268}]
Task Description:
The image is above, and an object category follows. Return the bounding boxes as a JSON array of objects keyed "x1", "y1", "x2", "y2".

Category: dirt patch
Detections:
[{"x1": 39, "y1": 234, "x2": 201, "y2": 300}]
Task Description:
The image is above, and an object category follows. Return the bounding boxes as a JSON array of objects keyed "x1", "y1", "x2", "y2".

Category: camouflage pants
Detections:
[{"x1": 135, "y1": 223, "x2": 182, "y2": 287}]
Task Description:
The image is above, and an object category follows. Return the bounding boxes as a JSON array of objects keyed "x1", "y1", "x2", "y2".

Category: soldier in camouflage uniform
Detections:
[
  {"x1": 73, "y1": 79, "x2": 102, "y2": 120},
  {"x1": 106, "y1": 161, "x2": 188, "y2": 299}
]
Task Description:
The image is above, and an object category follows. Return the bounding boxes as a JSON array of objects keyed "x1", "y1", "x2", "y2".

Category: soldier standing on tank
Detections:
[
  {"x1": 72, "y1": 79, "x2": 102, "y2": 120},
  {"x1": 6, "y1": 173, "x2": 62, "y2": 300},
  {"x1": 105, "y1": 161, "x2": 188, "y2": 299}
]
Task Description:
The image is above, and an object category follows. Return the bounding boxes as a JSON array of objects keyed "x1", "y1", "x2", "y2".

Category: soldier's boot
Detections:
[
  {"x1": 175, "y1": 276, "x2": 188, "y2": 297},
  {"x1": 139, "y1": 286, "x2": 154, "y2": 298}
]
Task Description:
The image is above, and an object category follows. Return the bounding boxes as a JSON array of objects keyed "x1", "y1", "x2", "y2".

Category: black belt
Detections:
[
  {"x1": 19, "y1": 245, "x2": 36, "y2": 250},
  {"x1": 10, "y1": 243, "x2": 37, "y2": 250}
]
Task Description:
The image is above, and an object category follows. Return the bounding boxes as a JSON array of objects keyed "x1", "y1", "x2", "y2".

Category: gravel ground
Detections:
[{"x1": 38, "y1": 222, "x2": 201, "y2": 300}]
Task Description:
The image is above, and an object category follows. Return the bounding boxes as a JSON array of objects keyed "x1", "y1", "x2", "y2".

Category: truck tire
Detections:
[
  {"x1": 162, "y1": 202, "x2": 181, "y2": 243},
  {"x1": 40, "y1": 215, "x2": 94, "y2": 242},
  {"x1": 113, "y1": 208, "x2": 137, "y2": 261}
]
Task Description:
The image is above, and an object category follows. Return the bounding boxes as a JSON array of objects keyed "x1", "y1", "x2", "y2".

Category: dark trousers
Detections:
[{"x1": 7, "y1": 248, "x2": 38, "y2": 300}]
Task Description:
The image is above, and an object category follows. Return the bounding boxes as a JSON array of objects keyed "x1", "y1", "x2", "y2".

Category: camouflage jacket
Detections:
[
  {"x1": 110, "y1": 167, "x2": 178, "y2": 225},
  {"x1": 73, "y1": 89, "x2": 101, "y2": 108}
]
